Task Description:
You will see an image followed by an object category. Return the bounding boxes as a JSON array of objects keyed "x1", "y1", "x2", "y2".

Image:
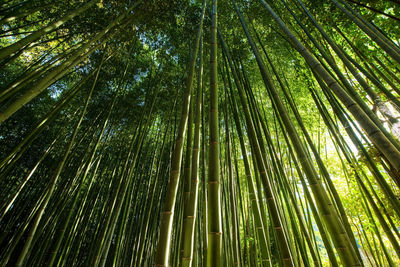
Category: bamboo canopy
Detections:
[{"x1": 0, "y1": 0, "x2": 399, "y2": 266}]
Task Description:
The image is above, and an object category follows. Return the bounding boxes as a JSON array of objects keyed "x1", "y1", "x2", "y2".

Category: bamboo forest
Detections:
[{"x1": 2, "y1": 0, "x2": 400, "y2": 266}]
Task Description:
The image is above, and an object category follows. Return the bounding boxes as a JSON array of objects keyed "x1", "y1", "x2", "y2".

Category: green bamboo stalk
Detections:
[
  {"x1": 224, "y1": 89, "x2": 241, "y2": 266},
  {"x1": 207, "y1": 0, "x2": 222, "y2": 265},
  {"x1": 0, "y1": 0, "x2": 99, "y2": 61},
  {"x1": 259, "y1": 0, "x2": 400, "y2": 172},
  {"x1": 223, "y1": 56, "x2": 272, "y2": 266},
  {"x1": 155, "y1": 1, "x2": 206, "y2": 265},
  {"x1": 330, "y1": 0, "x2": 400, "y2": 64},
  {"x1": 15, "y1": 50, "x2": 106, "y2": 267},
  {"x1": 219, "y1": 15, "x2": 295, "y2": 265},
  {"x1": 181, "y1": 36, "x2": 203, "y2": 267},
  {"x1": 236, "y1": 2, "x2": 362, "y2": 265}
]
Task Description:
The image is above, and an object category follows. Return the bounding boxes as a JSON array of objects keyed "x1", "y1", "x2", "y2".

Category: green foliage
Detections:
[{"x1": 1, "y1": 0, "x2": 400, "y2": 266}]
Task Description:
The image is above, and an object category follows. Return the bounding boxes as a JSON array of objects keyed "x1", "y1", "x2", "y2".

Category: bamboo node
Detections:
[
  {"x1": 310, "y1": 61, "x2": 321, "y2": 70},
  {"x1": 162, "y1": 211, "x2": 173, "y2": 215},
  {"x1": 209, "y1": 231, "x2": 222, "y2": 236},
  {"x1": 345, "y1": 102, "x2": 357, "y2": 110},
  {"x1": 368, "y1": 129, "x2": 380, "y2": 137},
  {"x1": 326, "y1": 79, "x2": 337, "y2": 88}
]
